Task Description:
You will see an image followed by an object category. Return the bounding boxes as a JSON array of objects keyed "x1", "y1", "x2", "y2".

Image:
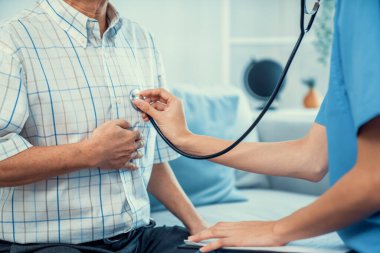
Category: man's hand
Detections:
[
  {"x1": 188, "y1": 221, "x2": 286, "y2": 252},
  {"x1": 84, "y1": 120, "x2": 145, "y2": 170},
  {"x1": 0, "y1": 120, "x2": 145, "y2": 186}
]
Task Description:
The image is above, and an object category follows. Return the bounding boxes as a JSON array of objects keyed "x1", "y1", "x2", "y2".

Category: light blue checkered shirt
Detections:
[{"x1": 0, "y1": 0, "x2": 179, "y2": 244}]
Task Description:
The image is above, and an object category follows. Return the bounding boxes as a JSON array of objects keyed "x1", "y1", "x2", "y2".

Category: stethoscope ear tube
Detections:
[{"x1": 149, "y1": 0, "x2": 319, "y2": 160}]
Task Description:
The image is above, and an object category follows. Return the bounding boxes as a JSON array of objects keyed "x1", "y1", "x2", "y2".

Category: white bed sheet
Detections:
[
  {"x1": 152, "y1": 189, "x2": 316, "y2": 224},
  {"x1": 151, "y1": 189, "x2": 348, "y2": 252}
]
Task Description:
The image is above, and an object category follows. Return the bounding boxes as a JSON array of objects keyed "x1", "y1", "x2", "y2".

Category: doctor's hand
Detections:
[
  {"x1": 188, "y1": 221, "x2": 287, "y2": 252},
  {"x1": 133, "y1": 88, "x2": 192, "y2": 146}
]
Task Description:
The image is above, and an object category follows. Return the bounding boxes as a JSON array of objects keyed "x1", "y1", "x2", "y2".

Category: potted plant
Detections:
[
  {"x1": 303, "y1": 78, "x2": 322, "y2": 108},
  {"x1": 313, "y1": 0, "x2": 335, "y2": 66}
]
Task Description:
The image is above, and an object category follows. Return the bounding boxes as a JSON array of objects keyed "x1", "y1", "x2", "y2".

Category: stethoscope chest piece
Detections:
[{"x1": 129, "y1": 88, "x2": 141, "y2": 111}]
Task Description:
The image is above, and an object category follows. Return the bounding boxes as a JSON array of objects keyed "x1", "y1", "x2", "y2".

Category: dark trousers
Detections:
[
  {"x1": 0, "y1": 222, "x2": 192, "y2": 253},
  {"x1": 0, "y1": 222, "x2": 357, "y2": 253}
]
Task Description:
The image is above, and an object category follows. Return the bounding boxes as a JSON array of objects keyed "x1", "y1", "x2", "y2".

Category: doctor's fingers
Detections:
[
  {"x1": 188, "y1": 226, "x2": 230, "y2": 242},
  {"x1": 133, "y1": 99, "x2": 161, "y2": 119},
  {"x1": 139, "y1": 102, "x2": 166, "y2": 121},
  {"x1": 199, "y1": 238, "x2": 238, "y2": 253},
  {"x1": 151, "y1": 102, "x2": 168, "y2": 111},
  {"x1": 141, "y1": 113, "x2": 150, "y2": 122},
  {"x1": 139, "y1": 103, "x2": 168, "y2": 122},
  {"x1": 143, "y1": 97, "x2": 168, "y2": 105},
  {"x1": 139, "y1": 88, "x2": 173, "y2": 103}
]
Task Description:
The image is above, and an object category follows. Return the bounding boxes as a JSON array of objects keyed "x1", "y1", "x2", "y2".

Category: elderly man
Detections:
[{"x1": 0, "y1": 0, "x2": 206, "y2": 252}]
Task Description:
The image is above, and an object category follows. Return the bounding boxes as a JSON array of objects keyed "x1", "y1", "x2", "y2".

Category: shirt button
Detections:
[{"x1": 116, "y1": 98, "x2": 122, "y2": 104}]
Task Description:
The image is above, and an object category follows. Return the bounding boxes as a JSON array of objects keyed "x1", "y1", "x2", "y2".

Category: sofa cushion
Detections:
[{"x1": 150, "y1": 84, "x2": 264, "y2": 211}]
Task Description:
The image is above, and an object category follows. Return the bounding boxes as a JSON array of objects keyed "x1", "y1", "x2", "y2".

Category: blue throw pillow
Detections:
[{"x1": 149, "y1": 85, "x2": 256, "y2": 212}]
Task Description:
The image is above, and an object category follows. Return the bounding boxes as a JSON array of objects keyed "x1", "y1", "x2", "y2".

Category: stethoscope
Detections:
[{"x1": 130, "y1": 0, "x2": 320, "y2": 160}]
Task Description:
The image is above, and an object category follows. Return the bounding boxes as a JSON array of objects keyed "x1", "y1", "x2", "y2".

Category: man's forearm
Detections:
[
  {"x1": 0, "y1": 141, "x2": 92, "y2": 187},
  {"x1": 0, "y1": 120, "x2": 143, "y2": 187},
  {"x1": 148, "y1": 163, "x2": 207, "y2": 234},
  {"x1": 177, "y1": 124, "x2": 327, "y2": 181}
]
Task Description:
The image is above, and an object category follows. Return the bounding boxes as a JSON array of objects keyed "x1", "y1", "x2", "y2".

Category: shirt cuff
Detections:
[{"x1": 0, "y1": 133, "x2": 33, "y2": 161}]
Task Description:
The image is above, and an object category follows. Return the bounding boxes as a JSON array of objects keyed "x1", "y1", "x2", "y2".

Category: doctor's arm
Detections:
[
  {"x1": 173, "y1": 124, "x2": 327, "y2": 182},
  {"x1": 189, "y1": 116, "x2": 380, "y2": 252},
  {"x1": 133, "y1": 88, "x2": 328, "y2": 182}
]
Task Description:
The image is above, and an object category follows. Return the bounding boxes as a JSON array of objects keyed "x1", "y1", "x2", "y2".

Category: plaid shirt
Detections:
[{"x1": 0, "y1": 0, "x2": 179, "y2": 244}]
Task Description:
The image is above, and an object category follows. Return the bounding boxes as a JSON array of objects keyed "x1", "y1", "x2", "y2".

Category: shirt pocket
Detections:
[{"x1": 27, "y1": 78, "x2": 113, "y2": 145}]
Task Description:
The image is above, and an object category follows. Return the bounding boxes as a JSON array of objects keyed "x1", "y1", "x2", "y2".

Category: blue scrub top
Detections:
[{"x1": 316, "y1": 1, "x2": 380, "y2": 252}]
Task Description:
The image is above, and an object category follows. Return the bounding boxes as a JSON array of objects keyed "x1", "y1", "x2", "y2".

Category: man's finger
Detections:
[
  {"x1": 135, "y1": 131, "x2": 144, "y2": 141},
  {"x1": 125, "y1": 162, "x2": 138, "y2": 170},
  {"x1": 127, "y1": 130, "x2": 142, "y2": 141},
  {"x1": 136, "y1": 139, "x2": 145, "y2": 149},
  {"x1": 114, "y1": 120, "x2": 131, "y2": 129},
  {"x1": 131, "y1": 150, "x2": 144, "y2": 159},
  {"x1": 133, "y1": 99, "x2": 159, "y2": 118}
]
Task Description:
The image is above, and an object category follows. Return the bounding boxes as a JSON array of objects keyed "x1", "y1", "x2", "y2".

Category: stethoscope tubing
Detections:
[
  {"x1": 149, "y1": 33, "x2": 305, "y2": 160},
  {"x1": 149, "y1": 0, "x2": 319, "y2": 160}
]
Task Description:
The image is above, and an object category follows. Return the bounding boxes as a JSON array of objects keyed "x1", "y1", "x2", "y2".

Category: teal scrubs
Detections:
[{"x1": 316, "y1": 1, "x2": 380, "y2": 252}]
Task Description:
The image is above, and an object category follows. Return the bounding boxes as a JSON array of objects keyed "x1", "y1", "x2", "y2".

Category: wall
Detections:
[
  {"x1": 0, "y1": 0, "x2": 330, "y2": 108},
  {"x1": 228, "y1": 0, "x2": 330, "y2": 108},
  {"x1": 0, "y1": 0, "x2": 224, "y2": 86},
  {"x1": 113, "y1": 0, "x2": 224, "y2": 86}
]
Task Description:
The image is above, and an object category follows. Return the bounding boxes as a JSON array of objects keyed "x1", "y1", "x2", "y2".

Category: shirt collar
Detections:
[{"x1": 41, "y1": 0, "x2": 123, "y2": 48}]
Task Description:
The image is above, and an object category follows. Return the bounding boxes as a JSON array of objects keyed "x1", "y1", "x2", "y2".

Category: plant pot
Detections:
[{"x1": 304, "y1": 88, "x2": 322, "y2": 108}]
